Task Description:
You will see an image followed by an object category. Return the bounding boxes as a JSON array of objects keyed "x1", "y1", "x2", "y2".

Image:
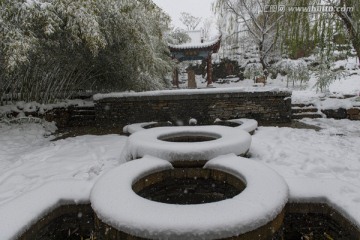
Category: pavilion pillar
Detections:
[
  {"x1": 206, "y1": 55, "x2": 213, "y2": 86},
  {"x1": 187, "y1": 69, "x2": 197, "y2": 89},
  {"x1": 172, "y1": 67, "x2": 179, "y2": 88}
]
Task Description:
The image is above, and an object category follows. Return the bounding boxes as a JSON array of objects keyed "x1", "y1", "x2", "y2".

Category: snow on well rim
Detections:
[
  {"x1": 215, "y1": 118, "x2": 258, "y2": 133},
  {"x1": 123, "y1": 118, "x2": 258, "y2": 135},
  {"x1": 229, "y1": 118, "x2": 258, "y2": 133},
  {"x1": 123, "y1": 121, "x2": 158, "y2": 134},
  {"x1": 0, "y1": 180, "x2": 93, "y2": 240},
  {"x1": 90, "y1": 154, "x2": 289, "y2": 240},
  {"x1": 287, "y1": 177, "x2": 360, "y2": 229},
  {"x1": 122, "y1": 126, "x2": 252, "y2": 162}
]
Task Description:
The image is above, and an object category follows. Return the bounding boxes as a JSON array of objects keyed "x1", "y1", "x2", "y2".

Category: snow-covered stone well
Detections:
[
  {"x1": 91, "y1": 155, "x2": 289, "y2": 240},
  {"x1": 122, "y1": 126, "x2": 252, "y2": 167},
  {"x1": 123, "y1": 118, "x2": 258, "y2": 135}
]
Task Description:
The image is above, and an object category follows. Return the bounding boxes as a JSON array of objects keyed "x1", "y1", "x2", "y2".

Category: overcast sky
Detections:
[{"x1": 152, "y1": 0, "x2": 216, "y2": 31}]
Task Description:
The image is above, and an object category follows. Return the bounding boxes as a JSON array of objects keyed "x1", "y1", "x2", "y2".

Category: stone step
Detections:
[
  {"x1": 292, "y1": 108, "x2": 318, "y2": 114},
  {"x1": 72, "y1": 106, "x2": 95, "y2": 111},
  {"x1": 291, "y1": 103, "x2": 315, "y2": 108},
  {"x1": 69, "y1": 114, "x2": 95, "y2": 120},
  {"x1": 292, "y1": 113, "x2": 323, "y2": 119},
  {"x1": 70, "y1": 106, "x2": 95, "y2": 121},
  {"x1": 71, "y1": 110, "x2": 96, "y2": 116},
  {"x1": 68, "y1": 115, "x2": 96, "y2": 127}
]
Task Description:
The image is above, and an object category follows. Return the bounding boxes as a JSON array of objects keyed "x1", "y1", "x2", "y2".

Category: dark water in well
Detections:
[{"x1": 137, "y1": 177, "x2": 241, "y2": 204}]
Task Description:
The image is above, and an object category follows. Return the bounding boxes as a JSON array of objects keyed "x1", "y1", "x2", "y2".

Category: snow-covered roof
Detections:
[
  {"x1": 91, "y1": 154, "x2": 289, "y2": 239},
  {"x1": 169, "y1": 30, "x2": 221, "y2": 51}
]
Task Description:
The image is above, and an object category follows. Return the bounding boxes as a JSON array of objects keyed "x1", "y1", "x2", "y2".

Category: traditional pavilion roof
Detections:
[{"x1": 168, "y1": 30, "x2": 222, "y2": 62}]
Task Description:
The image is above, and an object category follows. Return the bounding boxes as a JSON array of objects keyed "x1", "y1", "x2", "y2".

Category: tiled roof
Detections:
[{"x1": 169, "y1": 30, "x2": 221, "y2": 50}]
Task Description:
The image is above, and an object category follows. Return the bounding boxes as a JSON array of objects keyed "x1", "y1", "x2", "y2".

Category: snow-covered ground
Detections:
[
  {"x1": 0, "y1": 56, "x2": 360, "y2": 238},
  {"x1": 251, "y1": 119, "x2": 360, "y2": 187},
  {"x1": 1, "y1": 116, "x2": 360, "y2": 238},
  {"x1": 180, "y1": 56, "x2": 360, "y2": 108},
  {"x1": 0, "y1": 122, "x2": 127, "y2": 206}
]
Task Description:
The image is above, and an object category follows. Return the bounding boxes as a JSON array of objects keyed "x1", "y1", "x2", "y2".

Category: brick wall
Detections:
[{"x1": 95, "y1": 90, "x2": 292, "y2": 127}]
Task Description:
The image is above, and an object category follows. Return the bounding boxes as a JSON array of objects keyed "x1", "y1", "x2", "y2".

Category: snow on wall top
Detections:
[
  {"x1": 93, "y1": 87, "x2": 291, "y2": 101},
  {"x1": 0, "y1": 99, "x2": 94, "y2": 115},
  {"x1": 91, "y1": 154, "x2": 289, "y2": 239}
]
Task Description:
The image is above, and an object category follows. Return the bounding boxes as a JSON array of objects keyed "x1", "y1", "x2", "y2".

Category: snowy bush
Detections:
[
  {"x1": 314, "y1": 60, "x2": 346, "y2": 93},
  {"x1": 276, "y1": 59, "x2": 310, "y2": 88},
  {"x1": 244, "y1": 63, "x2": 263, "y2": 80},
  {"x1": 0, "y1": 0, "x2": 174, "y2": 103}
]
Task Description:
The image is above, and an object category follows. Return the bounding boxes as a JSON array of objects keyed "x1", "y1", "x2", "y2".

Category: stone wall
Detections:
[
  {"x1": 95, "y1": 90, "x2": 292, "y2": 127},
  {"x1": 347, "y1": 107, "x2": 360, "y2": 120},
  {"x1": 19, "y1": 202, "x2": 360, "y2": 240},
  {"x1": 321, "y1": 107, "x2": 360, "y2": 120}
]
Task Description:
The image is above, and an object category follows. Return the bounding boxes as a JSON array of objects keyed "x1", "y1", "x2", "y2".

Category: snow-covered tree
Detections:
[
  {"x1": 167, "y1": 28, "x2": 191, "y2": 45},
  {"x1": 202, "y1": 18, "x2": 213, "y2": 41},
  {"x1": 331, "y1": 0, "x2": 360, "y2": 65},
  {"x1": 244, "y1": 63, "x2": 263, "y2": 81},
  {"x1": 213, "y1": 0, "x2": 284, "y2": 70},
  {"x1": 281, "y1": 0, "x2": 360, "y2": 64},
  {"x1": 0, "y1": 0, "x2": 173, "y2": 103},
  {"x1": 314, "y1": 55, "x2": 345, "y2": 93},
  {"x1": 276, "y1": 59, "x2": 310, "y2": 88},
  {"x1": 180, "y1": 12, "x2": 202, "y2": 31}
]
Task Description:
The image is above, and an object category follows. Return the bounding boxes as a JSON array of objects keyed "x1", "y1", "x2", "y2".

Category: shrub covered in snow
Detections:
[
  {"x1": 244, "y1": 63, "x2": 263, "y2": 81},
  {"x1": 276, "y1": 59, "x2": 310, "y2": 88},
  {"x1": 0, "y1": 0, "x2": 174, "y2": 103}
]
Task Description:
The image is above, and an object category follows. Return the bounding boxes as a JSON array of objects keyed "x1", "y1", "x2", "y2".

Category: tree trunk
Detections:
[
  {"x1": 353, "y1": 41, "x2": 360, "y2": 67},
  {"x1": 259, "y1": 41, "x2": 267, "y2": 72},
  {"x1": 206, "y1": 56, "x2": 213, "y2": 86},
  {"x1": 260, "y1": 57, "x2": 267, "y2": 72},
  {"x1": 172, "y1": 68, "x2": 179, "y2": 88},
  {"x1": 336, "y1": 0, "x2": 360, "y2": 67}
]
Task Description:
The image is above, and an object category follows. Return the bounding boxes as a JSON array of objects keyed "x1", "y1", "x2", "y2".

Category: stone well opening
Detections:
[
  {"x1": 143, "y1": 121, "x2": 173, "y2": 129},
  {"x1": 157, "y1": 132, "x2": 221, "y2": 143},
  {"x1": 133, "y1": 168, "x2": 245, "y2": 205},
  {"x1": 214, "y1": 120, "x2": 241, "y2": 127}
]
